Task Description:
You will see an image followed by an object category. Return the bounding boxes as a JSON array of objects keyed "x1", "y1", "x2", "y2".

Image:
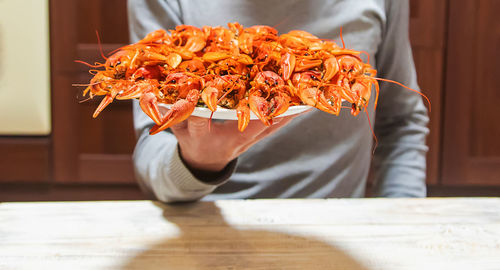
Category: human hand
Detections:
[{"x1": 170, "y1": 115, "x2": 297, "y2": 173}]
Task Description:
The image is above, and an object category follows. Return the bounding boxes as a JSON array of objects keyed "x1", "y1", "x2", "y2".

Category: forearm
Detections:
[{"x1": 372, "y1": 110, "x2": 429, "y2": 197}]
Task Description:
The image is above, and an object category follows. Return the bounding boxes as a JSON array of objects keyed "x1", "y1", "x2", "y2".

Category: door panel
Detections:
[
  {"x1": 52, "y1": 0, "x2": 133, "y2": 184},
  {"x1": 442, "y1": 0, "x2": 500, "y2": 185}
]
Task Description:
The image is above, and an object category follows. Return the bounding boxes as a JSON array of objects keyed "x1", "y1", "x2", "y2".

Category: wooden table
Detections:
[{"x1": 0, "y1": 198, "x2": 499, "y2": 269}]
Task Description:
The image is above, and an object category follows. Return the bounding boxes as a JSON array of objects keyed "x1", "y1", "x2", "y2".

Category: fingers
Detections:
[
  {"x1": 169, "y1": 118, "x2": 188, "y2": 137},
  {"x1": 187, "y1": 116, "x2": 210, "y2": 137},
  {"x1": 171, "y1": 113, "x2": 299, "y2": 165},
  {"x1": 236, "y1": 115, "x2": 296, "y2": 153},
  {"x1": 172, "y1": 113, "x2": 299, "y2": 141},
  {"x1": 253, "y1": 115, "x2": 295, "y2": 141},
  {"x1": 171, "y1": 116, "x2": 210, "y2": 133}
]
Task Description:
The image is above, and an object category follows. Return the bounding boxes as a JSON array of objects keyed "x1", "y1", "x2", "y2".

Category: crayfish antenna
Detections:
[
  {"x1": 271, "y1": 16, "x2": 290, "y2": 30},
  {"x1": 95, "y1": 30, "x2": 108, "y2": 61},
  {"x1": 373, "y1": 77, "x2": 431, "y2": 112},
  {"x1": 78, "y1": 96, "x2": 93, "y2": 104},
  {"x1": 74, "y1": 60, "x2": 105, "y2": 68},
  {"x1": 340, "y1": 27, "x2": 345, "y2": 49},
  {"x1": 71, "y1": 82, "x2": 100, "y2": 87}
]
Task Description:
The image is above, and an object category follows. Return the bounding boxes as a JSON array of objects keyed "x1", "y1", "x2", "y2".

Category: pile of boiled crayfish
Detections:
[{"x1": 79, "y1": 22, "x2": 382, "y2": 134}]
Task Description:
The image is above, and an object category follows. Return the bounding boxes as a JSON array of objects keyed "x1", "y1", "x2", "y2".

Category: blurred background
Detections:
[{"x1": 0, "y1": 0, "x2": 499, "y2": 201}]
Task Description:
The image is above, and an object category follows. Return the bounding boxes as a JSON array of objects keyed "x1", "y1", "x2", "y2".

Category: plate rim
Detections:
[{"x1": 158, "y1": 103, "x2": 312, "y2": 120}]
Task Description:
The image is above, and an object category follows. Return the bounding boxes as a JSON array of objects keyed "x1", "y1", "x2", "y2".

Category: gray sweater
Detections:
[{"x1": 128, "y1": 0, "x2": 429, "y2": 202}]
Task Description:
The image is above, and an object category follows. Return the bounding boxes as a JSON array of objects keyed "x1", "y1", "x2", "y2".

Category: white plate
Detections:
[{"x1": 159, "y1": 104, "x2": 312, "y2": 120}]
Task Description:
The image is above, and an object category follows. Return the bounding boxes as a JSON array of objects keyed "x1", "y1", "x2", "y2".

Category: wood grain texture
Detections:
[
  {"x1": 76, "y1": 0, "x2": 129, "y2": 44},
  {"x1": 409, "y1": 0, "x2": 447, "y2": 185},
  {"x1": 0, "y1": 199, "x2": 499, "y2": 270},
  {"x1": 469, "y1": 0, "x2": 500, "y2": 157},
  {"x1": 78, "y1": 154, "x2": 135, "y2": 183},
  {"x1": 409, "y1": 0, "x2": 447, "y2": 49},
  {"x1": 411, "y1": 48, "x2": 444, "y2": 185},
  {"x1": 50, "y1": 0, "x2": 80, "y2": 182},
  {"x1": 0, "y1": 137, "x2": 51, "y2": 183},
  {"x1": 442, "y1": 0, "x2": 500, "y2": 185},
  {"x1": 51, "y1": 0, "x2": 136, "y2": 184}
]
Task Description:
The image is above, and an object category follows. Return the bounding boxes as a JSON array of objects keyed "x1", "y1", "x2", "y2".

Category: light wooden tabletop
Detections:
[{"x1": 0, "y1": 198, "x2": 499, "y2": 270}]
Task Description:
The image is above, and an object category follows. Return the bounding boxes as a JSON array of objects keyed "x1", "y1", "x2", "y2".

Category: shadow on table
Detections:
[{"x1": 123, "y1": 201, "x2": 368, "y2": 270}]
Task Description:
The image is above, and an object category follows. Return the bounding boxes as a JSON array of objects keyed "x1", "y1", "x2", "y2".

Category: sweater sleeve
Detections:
[
  {"x1": 128, "y1": 0, "x2": 235, "y2": 202},
  {"x1": 372, "y1": 0, "x2": 430, "y2": 197}
]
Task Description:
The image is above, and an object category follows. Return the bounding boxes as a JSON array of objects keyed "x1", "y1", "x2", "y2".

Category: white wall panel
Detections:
[{"x1": 0, "y1": 0, "x2": 51, "y2": 135}]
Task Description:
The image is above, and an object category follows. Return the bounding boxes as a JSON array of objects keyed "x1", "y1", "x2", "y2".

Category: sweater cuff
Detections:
[{"x1": 168, "y1": 145, "x2": 236, "y2": 192}]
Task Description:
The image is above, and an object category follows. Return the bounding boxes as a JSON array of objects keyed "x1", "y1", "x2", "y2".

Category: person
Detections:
[{"x1": 128, "y1": 0, "x2": 429, "y2": 202}]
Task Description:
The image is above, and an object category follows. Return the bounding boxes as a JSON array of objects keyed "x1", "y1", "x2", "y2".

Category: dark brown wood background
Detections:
[{"x1": 1, "y1": 0, "x2": 499, "y2": 201}]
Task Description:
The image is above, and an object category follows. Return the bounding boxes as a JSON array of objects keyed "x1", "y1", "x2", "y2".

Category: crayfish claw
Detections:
[
  {"x1": 295, "y1": 58, "x2": 323, "y2": 72},
  {"x1": 149, "y1": 90, "x2": 200, "y2": 135},
  {"x1": 238, "y1": 32, "x2": 254, "y2": 54},
  {"x1": 139, "y1": 92, "x2": 163, "y2": 125},
  {"x1": 280, "y1": 52, "x2": 296, "y2": 81},
  {"x1": 93, "y1": 94, "x2": 114, "y2": 118},
  {"x1": 184, "y1": 36, "x2": 206, "y2": 52},
  {"x1": 298, "y1": 87, "x2": 340, "y2": 115},
  {"x1": 322, "y1": 57, "x2": 339, "y2": 81},
  {"x1": 201, "y1": 86, "x2": 220, "y2": 112},
  {"x1": 236, "y1": 99, "x2": 250, "y2": 132},
  {"x1": 202, "y1": 51, "x2": 231, "y2": 62},
  {"x1": 268, "y1": 92, "x2": 290, "y2": 118},
  {"x1": 249, "y1": 94, "x2": 272, "y2": 126},
  {"x1": 166, "y1": 53, "x2": 182, "y2": 68}
]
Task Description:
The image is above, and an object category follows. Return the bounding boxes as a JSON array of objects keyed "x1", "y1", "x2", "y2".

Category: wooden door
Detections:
[
  {"x1": 442, "y1": 0, "x2": 500, "y2": 186},
  {"x1": 51, "y1": 0, "x2": 135, "y2": 184}
]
